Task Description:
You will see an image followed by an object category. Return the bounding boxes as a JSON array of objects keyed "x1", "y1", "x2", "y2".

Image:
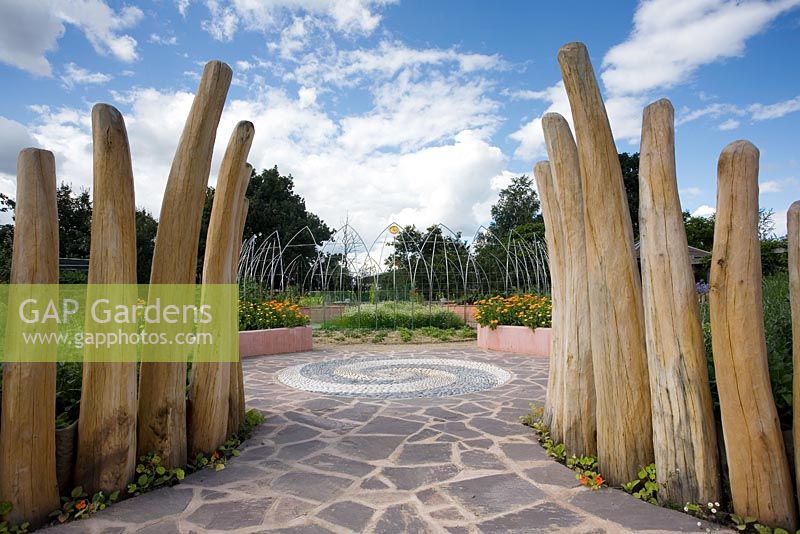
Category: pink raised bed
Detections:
[
  {"x1": 477, "y1": 325, "x2": 551, "y2": 357},
  {"x1": 443, "y1": 304, "x2": 478, "y2": 326},
  {"x1": 239, "y1": 326, "x2": 313, "y2": 358}
]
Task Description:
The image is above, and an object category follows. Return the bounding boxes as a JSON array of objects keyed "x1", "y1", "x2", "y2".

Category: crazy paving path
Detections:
[{"x1": 49, "y1": 344, "x2": 726, "y2": 533}]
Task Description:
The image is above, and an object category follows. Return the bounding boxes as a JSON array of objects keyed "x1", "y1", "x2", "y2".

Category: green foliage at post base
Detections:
[
  {"x1": 127, "y1": 454, "x2": 185, "y2": 496},
  {"x1": 50, "y1": 487, "x2": 119, "y2": 524},
  {"x1": 0, "y1": 502, "x2": 28, "y2": 534}
]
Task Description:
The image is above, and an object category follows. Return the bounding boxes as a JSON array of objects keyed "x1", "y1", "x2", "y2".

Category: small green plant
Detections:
[
  {"x1": 0, "y1": 502, "x2": 29, "y2": 534},
  {"x1": 398, "y1": 327, "x2": 412, "y2": 342},
  {"x1": 50, "y1": 487, "x2": 119, "y2": 524},
  {"x1": 729, "y1": 514, "x2": 759, "y2": 532},
  {"x1": 127, "y1": 454, "x2": 186, "y2": 496},
  {"x1": 566, "y1": 455, "x2": 604, "y2": 489},
  {"x1": 190, "y1": 409, "x2": 265, "y2": 472},
  {"x1": 622, "y1": 464, "x2": 659, "y2": 504},
  {"x1": 371, "y1": 331, "x2": 387, "y2": 343}
]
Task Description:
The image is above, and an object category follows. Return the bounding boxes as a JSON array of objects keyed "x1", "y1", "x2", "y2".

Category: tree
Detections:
[
  {"x1": 489, "y1": 175, "x2": 540, "y2": 235},
  {"x1": 619, "y1": 152, "x2": 640, "y2": 239},
  {"x1": 683, "y1": 211, "x2": 715, "y2": 252},
  {"x1": 57, "y1": 183, "x2": 92, "y2": 258},
  {"x1": 136, "y1": 209, "x2": 158, "y2": 283}
]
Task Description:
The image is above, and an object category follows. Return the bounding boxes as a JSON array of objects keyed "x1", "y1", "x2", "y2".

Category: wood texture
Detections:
[
  {"x1": 532, "y1": 160, "x2": 565, "y2": 443},
  {"x1": 638, "y1": 99, "x2": 719, "y2": 504},
  {"x1": 541, "y1": 112, "x2": 595, "y2": 457},
  {"x1": 0, "y1": 148, "x2": 60, "y2": 527},
  {"x1": 228, "y1": 193, "x2": 249, "y2": 437},
  {"x1": 137, "y1": 60, "x2": 232, "y2": 468},
  {"x1": 557, "y1": 41, "x2": 653, "y2": 484},
  {"x1": 791, "y1": 200, "x2": 800, "y2": 514},
  {"x1": 710, "y1": 140, "x2": 797, "y2": 529},
  {"x1": 189, "y1": 123, "x2": 253, "y2": 456},
  {"x1": 75, "y1": 104, "x2": 138, "y2": 494}
]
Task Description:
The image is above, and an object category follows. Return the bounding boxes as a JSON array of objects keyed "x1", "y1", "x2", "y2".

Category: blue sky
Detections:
[{"x1": 0, "y1": 0, "x2": 798, "y2": 238}]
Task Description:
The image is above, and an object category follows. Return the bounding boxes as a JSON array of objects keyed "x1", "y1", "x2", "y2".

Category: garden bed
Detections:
[
  {"x1": 477, "y1": 324, "x2": 551, "y2": 357},
  {"x1": 239, "y1": 326, "x2": 313, "y2": 358},
  {"x1": 443, "y1": 304, "x2": 478, "y2": 326}
]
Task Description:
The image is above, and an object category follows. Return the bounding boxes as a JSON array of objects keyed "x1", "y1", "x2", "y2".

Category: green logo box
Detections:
[{"x1": 0, "y1": 284, "x2": 239, "y2": 363}]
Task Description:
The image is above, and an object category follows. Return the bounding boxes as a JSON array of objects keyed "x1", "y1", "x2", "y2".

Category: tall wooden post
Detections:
[
  {"x1": 638, "y1": 99, "x2": 719, "y2": 504},
  {"x1": 189, "y1": 122, "x2": 253, "y2": 456},
  {"x1": 541, "y1": 113, "x2": 596, "y2": 457},
  {"x1": 710, "y1": 140, "x2": 797, "y2": 529},
  {"x1": 74, "y1": 104, "x2": 138, "y2": 494},
  {"x1": 790, "y1": 200, "x2": 800, "y2": 513},
  {"x1": 0, "y1": 149, "x2": 60, "y2": 527},
  {"x1": 138, "y1": 60, "x2": 232, "y2": 468},
  {"x1": 557, "y1": 41, "x2": 653, "y2": 483},
  {"x1": 227, "y1": 189, "x2": 250, "y2": 437},
  {"x1": 532, "y1": 160, "x2": 565, "y2": 444}
]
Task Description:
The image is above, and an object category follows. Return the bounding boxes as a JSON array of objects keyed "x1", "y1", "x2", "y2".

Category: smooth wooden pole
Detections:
[
  {"x1": 137, "y1": 60, "x2": 232, "y2": 468},
  {"x1": 189, "y1": 123, "x2": 253, "y2": 456},
  {"x1": 790, "y1": 200, "x2": 800, "y2": 514},
  {"x1": 74, "y1": 104, "x2": 138, "y2": 494},
  {"x1": 638, "y1": 99, "x2": 719, "y2": 505},
  {"x1": 0, "y1": 148, "x2": 60, "y2": 527},
  {"x1": 227, "y1": 190, "x2": 250, "y2": 437},
  {"x1": 533, "y1": 160, "x2": 565, "y2": 444},
  {"x1": 710, "y1": 140, "x2": 797, "y2": 529},
  {"x1": 541, "y1": 113, "x2": 596, "y2": 457},
  {"x1": 557, "y1": 41, "x2": 653, "y2": 484}
]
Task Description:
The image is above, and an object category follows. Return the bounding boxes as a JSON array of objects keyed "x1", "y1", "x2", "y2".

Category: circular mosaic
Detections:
[{"x1": 276, "y1": 357, "x2": 512, "y2": 399}]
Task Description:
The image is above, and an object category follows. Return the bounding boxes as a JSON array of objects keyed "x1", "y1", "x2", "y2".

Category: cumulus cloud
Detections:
[
  {"x1": 0, "y1": 0, "x2": 143, "y2": 76},
  {"x1": 601, "y1": 0, "x2": 800, "y2": 95},
  {"x1": 509, "y1": 0, "x2": 800, "y2": 161},
  {"x1": 201, "y1": 0, "x2": 392, "y2": 42},
  {"x1": 718, "y1": 118, "x2": 740, "y2": 130},
  {"x1": 760, "y1": 180, "x2": 783, "y2": 193},
  {"x1": 60, "y1": 62, "x2": 112, "y2": 88},
  {"x1": 0, "y1": 116, "x2": 38, "y2": 174},
  {"x1": 692, "y1": 205, "x2": 716, "y2": 218}
]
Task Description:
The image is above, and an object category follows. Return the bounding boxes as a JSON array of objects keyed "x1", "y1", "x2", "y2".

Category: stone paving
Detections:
[{"x1": 49, "y1": 343, "x2": 726, "y2": 533}]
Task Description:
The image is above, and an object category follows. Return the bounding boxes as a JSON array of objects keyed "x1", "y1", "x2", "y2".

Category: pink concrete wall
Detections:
[
  {"x1": 477, "y1": 325, "x2": 551, "y2": 357},
  {"x1": 239, "y1": 326, "x2": 313, "y2": 358}
]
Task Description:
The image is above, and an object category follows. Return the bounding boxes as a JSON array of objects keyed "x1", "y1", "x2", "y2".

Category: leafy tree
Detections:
[
  {"x1": 683, "y1": 211, "x2": 715, "y2": 252},
  {"x1": 136, "y1": 209, "x2": 158, "y2": 283},
  {"x1": 57, "y1": 183, "x2": 92, "y2": 258},
  {"x1": 619, "y1": 152, "x2": 640, "y2": 239},
  {"x1": 489, "y1": 175, "x2": 540, "y2": 235}
]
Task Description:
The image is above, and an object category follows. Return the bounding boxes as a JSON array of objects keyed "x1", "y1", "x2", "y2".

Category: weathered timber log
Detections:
[
  {"x1": 710, "y1": 140, "x2": 797, "y2": 529},
  {"x1": 557, "y1": 41, "x2": 653, "y2": 484},
  {"x1": 541, "y1": 112, "x2": 595, "y2": 457},
  {"x1": 189, "y1": 123, "x2": 253, "y2": 456},
  {"x1": 638, "y1": 98, "x2": 719, "y2": 505},
  {"x1": 532, "y1": 160, "x2": 565, "y2": 443},
  {"x1": 0, "y1": 149, "x2": 60, "y2": 527},
  {"x1": 791, "y1": 200, "x2": 800, "y2": 513},
  {"x1": 227, "y1": 191, "x2": 250, "y2": 438},
  {"x1": 137, "y1": 60, "x2": 232, "y2": 468},
  {"x1": 74, "y1": 104, "x2": 139, "y2": 495}
]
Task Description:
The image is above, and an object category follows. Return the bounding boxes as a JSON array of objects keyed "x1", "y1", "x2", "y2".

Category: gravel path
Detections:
[{"x1": 48, "y1": 345, "x2": 726, "y2": 533}]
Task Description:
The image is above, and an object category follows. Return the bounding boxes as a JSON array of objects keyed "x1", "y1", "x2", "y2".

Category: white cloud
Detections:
[
  {"x1": 292, "y1": 40, "x2": 506, "y2": 87},
  {"x1": 750, "y1": 95, "x2": 800, "y2": 120},
  {"x1": 718, "y1": 118, "x2": 740, "y2": 130},
  {"x1": 0, "y1": 0, "x2": 143, "y2": 76},
  {"x1": 601, "y1": 0, "x2": 800, "y2": 95},
  {"x1": 692, "y1": 205, "x2": 716, "y2": 218},
  {"x1": 149, "y1": 34, "x2": 178, "y2": 46},
  {"x1": 176, "y1": 0, "x2": 191, "y2": 17},
  {"x1": 0, "y1": 116, "x2": 38, "y2": 174},
  {"x1": 508, "y1": 81, "x2": 572, "y2": 160},
  {"x1": 201, "y1": 0, "x2": 392, "y2": 42},
  {"x1": 760, "y1": 180, "x2": 783, "y2": 193},
  {"x1": 60, "y1": 62, "x2": 112, "y2": 88}
]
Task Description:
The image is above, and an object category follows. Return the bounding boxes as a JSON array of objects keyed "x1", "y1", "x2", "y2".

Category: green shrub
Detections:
[
  {"x1": 127, "y1": 454, "x2": 185, "y2": 496},
  {"x1": 700, "y1": 273, "x2": 792, "y2": 429},
  {"x1": 320, "y1": 301, "x2": 465, "y2": 330}
]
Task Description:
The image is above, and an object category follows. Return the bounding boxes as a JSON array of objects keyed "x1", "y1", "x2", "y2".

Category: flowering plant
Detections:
[
  {"x1": 239, "y1": 300, "x2": 310, "y2": 331},
  {"x1": 474, "y1": 294, "x2": 552, "y2": 330}
]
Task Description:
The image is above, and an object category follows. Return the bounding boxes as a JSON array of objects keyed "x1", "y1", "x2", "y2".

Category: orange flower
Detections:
[
  {"x1": 594, "y1": 475, "x2": 603, "y2": 486},
  {"x1": 75, "y1": 500, "x2": 87, "y2": 511},
  {"x1": 579, "y1": 475, "x2": 589, "y2": 485}
]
